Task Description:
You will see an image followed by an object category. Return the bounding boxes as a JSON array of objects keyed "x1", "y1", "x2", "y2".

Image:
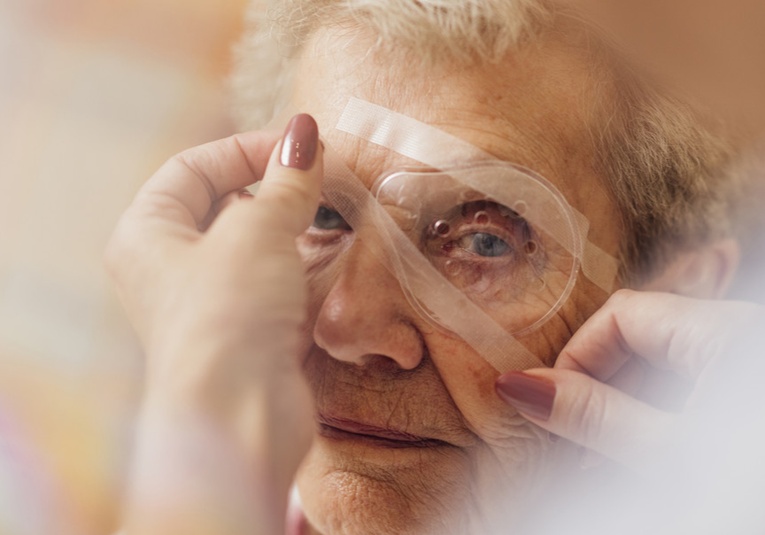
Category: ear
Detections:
[{"x1": 639, "y1": 239, "x2": 741, "y2": 299}]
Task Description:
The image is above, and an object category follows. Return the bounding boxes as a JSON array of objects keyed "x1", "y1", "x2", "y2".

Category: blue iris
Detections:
[
  {"x1": 464, "y1": 233, "x2": 511, "y2": 257},
  {"x1": 313, "y1": 206, "x2": 351, "y2": 231}
]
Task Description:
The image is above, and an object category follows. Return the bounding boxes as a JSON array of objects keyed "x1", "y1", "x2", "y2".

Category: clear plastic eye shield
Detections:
[{"x1": 283, "y1": 98, "x2": 619, "y2": 372}]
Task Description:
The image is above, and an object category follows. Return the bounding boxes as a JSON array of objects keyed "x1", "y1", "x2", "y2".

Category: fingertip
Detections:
[
  {"x1": 278, "y1": 113, "x2": 321, "y2": 171},
  {"x1": 251, "y1": 114, "x2": 324, "y2": 237},
  {"x1": 495, "y1": 371, "x2": 557, "y2": 422}
]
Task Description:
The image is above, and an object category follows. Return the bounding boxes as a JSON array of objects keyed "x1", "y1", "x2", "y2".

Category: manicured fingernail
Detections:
[
  {"x1": 495, "y1": 372, "x2": 556, "y2": 421},
  {"x1": 280, "y1": 114, "x2": 319, "y2": 170}
]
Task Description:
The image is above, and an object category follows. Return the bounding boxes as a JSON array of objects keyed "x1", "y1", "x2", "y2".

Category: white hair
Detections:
[
  {"x1": 230, "y1": 0, "x2": 742, "y2": 283},
  {"x1": 231, "y1": 0, "x2": 550, "y2": 128}
]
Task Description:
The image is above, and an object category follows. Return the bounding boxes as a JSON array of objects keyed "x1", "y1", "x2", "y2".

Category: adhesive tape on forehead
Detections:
[{"x1": 336, "y1": 97, "x2": 620, "y2": 295}]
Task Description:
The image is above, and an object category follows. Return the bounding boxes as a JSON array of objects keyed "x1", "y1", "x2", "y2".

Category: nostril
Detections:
[{"x1": 358, "y1": 354, "x2": 417, "y2": 373}]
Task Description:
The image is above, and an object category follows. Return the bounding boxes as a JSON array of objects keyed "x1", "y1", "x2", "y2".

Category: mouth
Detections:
[{"x1": 317, "y1": 414, "x2": 452, "y2": 449}]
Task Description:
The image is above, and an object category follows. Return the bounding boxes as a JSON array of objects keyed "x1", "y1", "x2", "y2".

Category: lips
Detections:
[{"x1": 317, "y1": 414, "x2": 450, "y2": 449}]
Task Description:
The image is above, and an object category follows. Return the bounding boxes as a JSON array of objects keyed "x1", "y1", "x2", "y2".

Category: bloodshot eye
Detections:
[
  {"x1": 456, "y1": 233, "x2": 513, "y2": 258},
  {"x1": 312, "y1": 205, "x2": 351, "y2": 231}
]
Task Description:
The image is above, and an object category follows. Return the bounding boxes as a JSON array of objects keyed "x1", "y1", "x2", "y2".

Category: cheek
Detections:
[
  {"x1": 424, "y1": 333, "x2": 566, "y2": 525},
  {"x1": 536, "y1": 277, "x2": 613, "y2": 365},
  {"x1": 424, "y1": 333, "x2": 551, "y2": 466},
  {"x1": 297, "y1": 442, "x2": 477, "y2": 535}
]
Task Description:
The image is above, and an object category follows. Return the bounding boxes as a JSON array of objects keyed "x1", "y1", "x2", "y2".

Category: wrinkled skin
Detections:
[
  {"x1": 104, "y1": 8, "x2": 748, "y2": 535},
  {"x1": 282, "y1": 25, "x2": 624, "y2": 535}
]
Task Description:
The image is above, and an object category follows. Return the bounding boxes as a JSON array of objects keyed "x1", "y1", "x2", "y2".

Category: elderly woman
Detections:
[{"x1": 108, "y1": 2, "x2": 744, "y2": 534}]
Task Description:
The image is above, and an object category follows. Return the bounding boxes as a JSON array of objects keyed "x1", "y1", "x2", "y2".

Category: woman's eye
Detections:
[
  {"x1": 312, "y1": 206, "x2": 351, "y2": 231},
  {"x1": 456, "y1": 233, "x2": 512, "y2": 258}
]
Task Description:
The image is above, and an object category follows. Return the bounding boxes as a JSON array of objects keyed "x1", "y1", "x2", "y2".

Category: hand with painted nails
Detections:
[
  {"x1": 106, "y1": 114, "x2": 322, "y2": 535},
  {"x1": 496, "y1": 290, "x2": 765, "y2": 474}
]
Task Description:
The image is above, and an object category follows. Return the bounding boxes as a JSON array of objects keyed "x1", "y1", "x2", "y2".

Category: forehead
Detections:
[{"x1": 283, "y1": 25, "x2": 621, "y2": 253}]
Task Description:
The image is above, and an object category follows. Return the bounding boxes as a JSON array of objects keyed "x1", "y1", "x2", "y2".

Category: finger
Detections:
[
  {"x1": 211, "y1": 114, "x2": 324, "y2": 244},
  {"x1": 606, "y1": 355, "x2": 646, "y2": 397},
  {"x1": 254, "y1": 114, "x2": 323, "y2": 237},
  {"x1": 214, "y1": 190, "x2": 255, "y2": 216},
  {"x1": 556, "y1": 290, "x2": 763, "y2": 381},
  {"x1": 104, "y1": 133, "x2": 278, "y2": 308},
  {"x1": 552, "y1": 290, "x2": 639, "y2": 380},
  {"x1": 130, "y1": 130, "x2": 281, "y2": 229},
  {"x1": 496, "y1": 369, "x2": 674, "y2": 469}
]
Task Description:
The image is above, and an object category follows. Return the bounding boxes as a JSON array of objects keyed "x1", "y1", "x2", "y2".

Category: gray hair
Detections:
[{"x1": 231, "y1": 0, "x2": 742, "y2": 284}]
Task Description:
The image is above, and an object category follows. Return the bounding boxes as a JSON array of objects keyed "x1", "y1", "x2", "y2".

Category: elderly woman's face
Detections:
[{"x1": 287, "y1": 27, "x2": 621, "y2": 534}]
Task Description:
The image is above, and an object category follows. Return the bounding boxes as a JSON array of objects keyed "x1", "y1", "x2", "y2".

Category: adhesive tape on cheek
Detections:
[{"x1": 336, "y1": 97, "x2": 620, "y2": 294}]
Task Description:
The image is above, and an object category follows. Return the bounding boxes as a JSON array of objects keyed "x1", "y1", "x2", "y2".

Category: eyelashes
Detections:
[
  {"x1": 312, "y1": 205, "x2": 352, "y2": 232},
  {"x1": 299, "y1": 197, "x2": 551, "y2": 311},
  {"x1": 305, "y1": 201, "x2": 537, "y2": 259},
  {"x1": 423, "y1": 201, "x2": 533, "y2": 260}
]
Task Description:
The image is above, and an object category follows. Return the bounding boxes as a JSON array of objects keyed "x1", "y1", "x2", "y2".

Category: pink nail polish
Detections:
[
  {"x1": 280, "y1": 114, "x2": 319, "y2": 170},
  {"x1": 495, "y1": 372, "x2": 556, "y2": 421}
]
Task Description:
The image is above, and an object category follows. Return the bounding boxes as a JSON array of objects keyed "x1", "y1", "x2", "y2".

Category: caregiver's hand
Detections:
[
  {"x1": 105, "y1": 114, "x2": 322, "y2": 535},
  {"x1": 495, "y1": 290, "x2": 765, "y2": 472}
]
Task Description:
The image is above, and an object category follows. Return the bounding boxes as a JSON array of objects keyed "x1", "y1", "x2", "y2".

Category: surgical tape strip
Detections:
[
  {"x1": 321, "y1": 145, "x2": 546, "y2": 372},
  {"x1": 336, "y1": 97, "x2": 620, "y2": 295}
]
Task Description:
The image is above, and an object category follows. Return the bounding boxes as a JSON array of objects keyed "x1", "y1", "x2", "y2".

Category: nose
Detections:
[{"x1": 313, "y1": 242, "x2": 425, "y2": 370}]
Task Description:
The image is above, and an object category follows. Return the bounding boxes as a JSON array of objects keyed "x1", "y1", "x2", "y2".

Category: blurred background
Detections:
[
  {"x1": 2, "y1": 1, "x2": 765, "y2": 534},
  {"x1": 0, "y1": 0, "x2": 249, "y2": 532}
]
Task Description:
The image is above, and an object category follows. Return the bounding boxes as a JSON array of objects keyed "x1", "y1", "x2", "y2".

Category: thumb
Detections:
[
  {"x1": 212, "y1": 113, "x2": 324, "y2": 244},
  {"x1": 496, "y1": 369, "x2": 674, "y2": 470}
]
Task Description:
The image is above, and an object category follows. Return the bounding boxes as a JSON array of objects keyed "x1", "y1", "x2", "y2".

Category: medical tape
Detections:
[
  {"x1": 336, "y1": 97, "x2": 620, "y2": 294},
  {"x1": 321, "y1": 144, "x2": 546, "y2": 372}
]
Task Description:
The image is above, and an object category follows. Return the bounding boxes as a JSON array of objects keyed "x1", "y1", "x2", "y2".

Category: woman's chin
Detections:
[
  {"x1": 296, "y1": 431, "x2": 564, "y2": 535},
  {"x1": 296, "y1": 437, "x2": 476, "y2": 535}
]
